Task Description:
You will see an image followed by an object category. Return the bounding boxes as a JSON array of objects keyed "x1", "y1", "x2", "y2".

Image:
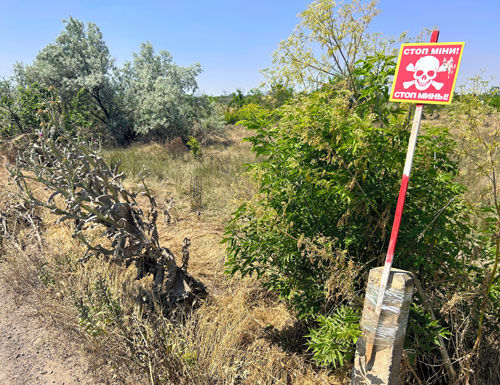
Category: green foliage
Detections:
[
  {"x1": 74, "y1": 275, "x2": 123, "y2": 336},
  {"x1": 405, "y1": 303, "x2": 451, "y2": 359},
  {"x1": 223, "y1": 86, "x2": 293, "y2": 124},
  {"x1": 264, "y1": 0, "x2": 380, "y2": 91},
  {"x1": 233, "y1": 102, "x2": 279, "y2": 131},
  {"x1": 187, "y1": 136, "x2": 202, "y2": 159},
  {"x1": 266, "y1": 83, "x2": 295, "y2": 108},
  {"x1": 353, "y1": 53, "x2": 399, "y2": 125},
  {"x1": 21, "y1": 17, "x2": 116, "y2": 129},
  {"x1": 224, "y1": 108, "x2": 242, "y2": 125},
  {"x1": 306, "y1": 306, "x2": 361, "y2": 368},
  {"x1": 118, "y1": 42, "x2": 203, "y2": 139},
  {"x1": 4, "y1": 18, "x2": 224, "y2": 144},
  {"x1": 229, "y1": 89, "x2": 246, "y2": 109},
  {"x1": 0, "y1": 80, "x2": 55, "y2": 136},
  {"x1": 225, "y1": 90, "x2": 472, "y2": 320},
  {"x1": 487, "y1": 86, "x2": 500, "y2": 111},
  {"x1": 263, "y1": 0, "x2": 426, "y2": 110},
  {"x1": 65, "y1": 88, "x2": 94, "y2": 132},
  {"x1": 0, "y1": 80, "x2": 104, "y2": 141}
]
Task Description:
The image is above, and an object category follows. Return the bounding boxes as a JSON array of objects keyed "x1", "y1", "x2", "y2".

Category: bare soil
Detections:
[{"x1": 0, "y1": 282, "x2": 100, "y2": 385}]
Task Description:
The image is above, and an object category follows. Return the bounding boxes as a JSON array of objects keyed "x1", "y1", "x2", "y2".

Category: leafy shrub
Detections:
[
  {"x1": 187, "y1": 136, "x2": 202, "y2": 159},
  {"x1": 224, "y1": 88, "x2": 475, "y2": 372},
  {"x1": 488, "y1": 89, "x2": 500, "y2": 111},
  {"x1": 352, "y1": 53, "x2": 399, "y2": 126},
  {"x1": 405, "y1": 303, "x2": 451, "y2": 364},
  {"x1": 306, "y1": 306, "x2": 361, "y2": 368},
  {"x1": 223, "y1": 86, "x2": 293, "y2": 124},
  {"x1": 224, "y1": 107, "x2": 244, "y2": 125},
  {"x1": 0, "y1": 80, "x2": 56, "y2": 137},
  {"x1": 225, "y1": 90, "x2": 472, "y2": 320}
]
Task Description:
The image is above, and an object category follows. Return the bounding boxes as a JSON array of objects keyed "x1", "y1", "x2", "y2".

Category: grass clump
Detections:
[{"x1": 104, "y1": 127, "x2": 257, "y2": 218}]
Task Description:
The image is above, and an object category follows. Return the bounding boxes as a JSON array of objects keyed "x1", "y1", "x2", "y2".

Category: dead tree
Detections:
[{"x1": 8, "y1": 128, "x2": 206, "y2": 309}]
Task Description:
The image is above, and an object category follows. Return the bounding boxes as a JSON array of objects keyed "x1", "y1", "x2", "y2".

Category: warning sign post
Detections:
[
  {"x1": 390, "y1": 42, "x2": 464, "y2": 105},
  {"x1": 359, "y1": 31, "x2": 463, "y2": 382}
]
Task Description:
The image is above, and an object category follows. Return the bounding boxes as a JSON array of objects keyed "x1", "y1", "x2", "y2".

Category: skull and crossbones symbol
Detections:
[{"x1": 403, "y1": 56, "x2": 449, "y2": 91}]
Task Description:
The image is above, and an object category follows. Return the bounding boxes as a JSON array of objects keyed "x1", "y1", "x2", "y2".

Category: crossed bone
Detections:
[{"x1": 402, "y1": 60, "x2": 453, "y2": 90}]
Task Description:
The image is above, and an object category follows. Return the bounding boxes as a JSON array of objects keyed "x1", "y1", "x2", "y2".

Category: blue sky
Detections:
[{"x1": 0, "y1": 0, "x2": 498, "y2": 95}]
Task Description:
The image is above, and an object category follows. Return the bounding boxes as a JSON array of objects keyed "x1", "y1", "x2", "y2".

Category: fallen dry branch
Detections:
[{"x1": 8, "y1": 127, "x2": 206, "y2": 310}]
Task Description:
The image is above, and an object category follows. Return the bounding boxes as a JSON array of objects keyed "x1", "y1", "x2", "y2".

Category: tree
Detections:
[
  {"x1": 4, "y1": 18, "x2": 224, "y2": 144},
  {"x1": 264, "y1": 0, "x2": 378, "y2": 91},
  {"x1": 118, "y1": 42, "x2": 205, "y2": 139},
  {"x1": 19, "y1": 17, "x2": 116, "y2": 130},
  {"x1": 263, "y1": 0, "x2": 417, "y2": 102}
]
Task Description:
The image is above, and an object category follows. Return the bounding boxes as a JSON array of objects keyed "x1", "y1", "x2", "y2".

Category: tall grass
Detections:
[{"x1": 104, "y1": 128, "x2": 257, "y2": 218}]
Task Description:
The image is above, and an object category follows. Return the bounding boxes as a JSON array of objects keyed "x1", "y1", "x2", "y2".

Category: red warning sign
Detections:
[{"x1": 390, "y1": 42, "x2": 464, "y2": 105}]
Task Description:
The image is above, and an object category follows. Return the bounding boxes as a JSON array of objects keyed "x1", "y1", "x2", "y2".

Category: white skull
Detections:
[{"x1": 413, "y1": 56, "x2": 440, "y2": 91}]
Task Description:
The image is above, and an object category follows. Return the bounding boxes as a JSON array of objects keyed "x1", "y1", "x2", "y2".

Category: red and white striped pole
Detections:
[{"x1": 365, "y1": 29, "x2": 440, "y2": 362}]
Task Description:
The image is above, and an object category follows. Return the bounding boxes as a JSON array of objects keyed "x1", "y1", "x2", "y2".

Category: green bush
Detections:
[
  {"x1": 486, "y1": 86, "x2": 500, "y2": 111},
  {"x1": 306, "y1": 306, "x2": 361, "y2": 368},
  {"x1": 225, "y1": 90, "x2": 471, "y2": 319},
  {"x1": 223, "y1": 88, "x2": 475, "y2": 371},
  {"x1": 187, "y1": 136, "x2": 202, "y2": 159},
  {"x1": 0, "y1": 81, "x2": 56, "y2": 137},
  {"x1": 224, "y1": 108, "x2": 243, "y2": 125}
]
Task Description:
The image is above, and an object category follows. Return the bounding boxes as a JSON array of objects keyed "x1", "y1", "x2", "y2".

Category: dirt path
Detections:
[{"x1": 0, "y1": 282, "x2": 99, "y2": 385}]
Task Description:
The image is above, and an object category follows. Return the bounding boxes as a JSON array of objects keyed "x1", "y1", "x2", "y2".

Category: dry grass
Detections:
[
  {"x1": 104, "y1": 127, "x2": 257, "y2": 220},
  {"x1": 0, "y1": 126, "x2": 347, "y2": 384}
]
